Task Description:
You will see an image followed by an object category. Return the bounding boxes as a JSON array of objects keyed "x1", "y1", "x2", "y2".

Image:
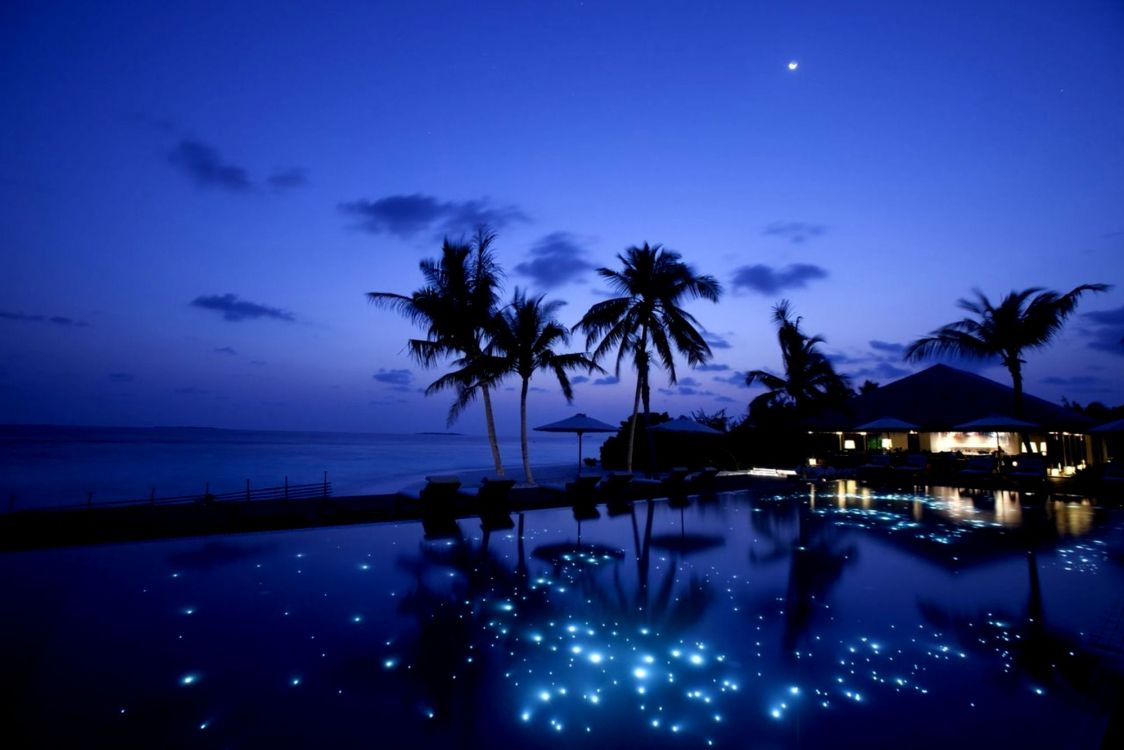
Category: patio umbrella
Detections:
[
  {"x1": 954, "y1": 415, "x2": 1040, "y2": 453},
  {"x1": 646, "y1": 416, "x2": 722, "y2": 435},
  {"x1": 534, "y1": 413, "x2": 618, "y2": 475},
  {"x1": 854, "y1": 417, "x2": 920, "y2": 432}
]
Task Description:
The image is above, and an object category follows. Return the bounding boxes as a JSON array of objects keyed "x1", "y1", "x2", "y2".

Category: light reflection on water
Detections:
[{"x1": 1, "y1": 483, "x2": 1122, "y2": 748}]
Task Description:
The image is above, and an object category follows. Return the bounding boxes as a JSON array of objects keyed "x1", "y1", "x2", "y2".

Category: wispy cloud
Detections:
[
  {"x1": 0, "y1": 310, "x2": 90, "y2": 327},
  {"x1": 168, "y1": 140, "x2": 252, "y2": 192},
  {"x1": 108, "y1": 372, "x2": 135, "y2": 383},
  {"x1": 1082, "y1": 305, "x2": 1124, "y2": 357},
  {"x1": 763, "y1": 221, "x2": 826, "y2": 244},
  {"x1": 266, "y1": 168, "x2": 309, "y2": 191},
  {"x1": 570, "y1": 375, "x2": 590, "y2": 385},
  {"x1": 373, "y1": 368, "x2": 413, "y2": 391},
  {"x1": 214, "y1": 346, "x2": 238, "y2": 355},
  {"x1": 702, "y1": 330, "x2": 731, "y2": 349},
  {"x1": 190, "y1": 293, "x2": 296, "y2": 323},
  {"x1": 869, "y1": 339, "x2": 905, "y2": 355},
  {"x1": 339, "y1": 193, "x2": 529, "y2": 238},
  {"x1": 731, "y1": 263, "x2": 829, "y2": 294},
  {"x1": 514, "y1": 232, "x2": 595, "y2": 288},
  {"x1": 714, "y1": 371, "x2": 751, "y2": 388},
  {"x1": 694, "y1": 363, "x2": 730, "y2": 372},
  {"x1": 593, "y1": 375, "x2": 620, "y2": 386}
]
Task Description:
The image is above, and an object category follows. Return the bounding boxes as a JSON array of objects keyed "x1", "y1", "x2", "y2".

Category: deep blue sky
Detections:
[{"x1": 2, "y1": 0, "x2": 1122, "y2": 434}]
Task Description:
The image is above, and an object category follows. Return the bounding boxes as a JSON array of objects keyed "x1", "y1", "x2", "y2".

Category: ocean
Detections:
[{"x1": 0, "y1": 425, "x2": 610, "y2": 510}]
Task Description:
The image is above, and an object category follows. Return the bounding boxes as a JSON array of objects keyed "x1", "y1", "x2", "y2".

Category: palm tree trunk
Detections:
[
  {"x1": 625, "y1": 327, "x2": 650, "y2": 473},
  {"x1": 626, "y1": 375, "x2": 642, "y2": 473},
  {"x1": 1009, "y1": 361, "x2": 1024, "y2": 419},
  {"x1": 519, "y1": 377, "x2": 533, "y2": 484},
  {"x1": 480, "y1": 384, "x2": 504, "y2": 476}
]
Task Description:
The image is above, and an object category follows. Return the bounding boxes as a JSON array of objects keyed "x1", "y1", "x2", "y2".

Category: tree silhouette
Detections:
[
  {"x1": 368, "y1": 227, "x2": 507, "y2": 474},
  {"x1": 576, "y1": 243, "x2": 721, "y2": 472},
  {"x1": 904, "y1": 284, "x2": 1109, "y2": 417}
]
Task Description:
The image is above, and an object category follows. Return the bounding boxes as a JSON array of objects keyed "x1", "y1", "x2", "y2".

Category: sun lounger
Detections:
[
  {"x1": 1006, "y1": 454, "x2": 1047, "y2": 482},
  {"x1": 958, "y1": 454, "x2": 997, "y2": 480},
  {"x1": 543, "y1": 474, "x2": 601, "y2": 502},
  {"x1": 461, "y1": 476, "x2": 516, "y2": 510},
  {"x1": 890, "y1": 453, "x2": 928, "y2": 482},
  {"x1": 858, "y1": 453, "x2": 892, "y2": 481},
  {"x1": 598, "y1": 472, "x2": 634, "y2": 497}
]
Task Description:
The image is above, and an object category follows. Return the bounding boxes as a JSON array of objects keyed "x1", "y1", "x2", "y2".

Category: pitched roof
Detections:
[{"x1": 813, "y1": 364, "x2": 1093, "y2": 432}]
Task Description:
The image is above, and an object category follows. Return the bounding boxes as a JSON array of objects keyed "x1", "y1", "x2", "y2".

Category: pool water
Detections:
[{"x1": 2, "y1": 482, "x2": 1122, "y2": 748}]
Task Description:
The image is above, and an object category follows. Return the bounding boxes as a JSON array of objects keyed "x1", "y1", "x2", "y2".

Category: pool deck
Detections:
[{"x1": 0, "y1": 472, "x2": 779, "y2": 552}]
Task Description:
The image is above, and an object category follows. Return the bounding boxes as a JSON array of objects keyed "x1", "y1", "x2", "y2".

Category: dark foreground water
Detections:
[{"x1": 2, "y1": 482, "x2": 1122, "y2": 748}]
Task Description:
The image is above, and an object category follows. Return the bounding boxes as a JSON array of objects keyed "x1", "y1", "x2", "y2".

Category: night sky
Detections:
[{"x1": 2, "y1": 0, "x2": 1122, "y2": 435}]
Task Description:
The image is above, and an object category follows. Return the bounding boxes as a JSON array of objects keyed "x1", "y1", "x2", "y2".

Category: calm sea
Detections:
[{"x1": 0, "y1": 425, "x2": 609, "y2": 509}]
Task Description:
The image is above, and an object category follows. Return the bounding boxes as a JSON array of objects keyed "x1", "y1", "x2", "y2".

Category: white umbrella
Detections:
[{"x1": 534, "y1": 413, "x2": 618, "y2": 475}]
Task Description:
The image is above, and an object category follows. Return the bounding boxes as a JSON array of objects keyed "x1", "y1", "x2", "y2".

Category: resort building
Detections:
[{"x1": 809, "y1": 364, "x2": 1095, "y2": 475}]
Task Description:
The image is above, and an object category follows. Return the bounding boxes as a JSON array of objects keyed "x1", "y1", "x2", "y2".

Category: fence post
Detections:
[
  {"x1": 284, "y1": 476, "x2": 289, "y2": 500},
  {"x1": 246, "y1": 479, "x2": 251, "y2": 502},
  {"x1": 323, "y1": 471, "x2": 328, "y2": 497}
]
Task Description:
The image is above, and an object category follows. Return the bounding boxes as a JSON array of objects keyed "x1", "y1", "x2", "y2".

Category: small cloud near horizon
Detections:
[
  {"x1": 0, "y1": 310, "x2": 91, "y2": 327},
  {"x1": 762, "y1": 221, "x2": 826, "y2": 243},
  {"x1": 702, "y1": 330, "x2": 731, "y2": 349},
  {"x1": 266, "y1": 168, "x2": 309, "y2": 191},
  {"x1": 190, "y1": 293, "x2": 296, "y2": 323},
  {"x1": 339, "y1": 193, "x2": 529, "y2": 239},
  {"x1": 373, "y1": 368, "x2": 413, "y2": 391},
  {"x1": 694, "y1": 363, "x2": 730, "y2": 372},
  {"x1": 214, "y1": 346, "x2": 238, "y2": 355},
  {"x1": 592, "y1": 375, "x2": 620, "y2": 386},
  {"x1": 1082, "y1": 306, "x2": 1124, "y2": 357},
  {"x1": 168, "y1": 139, "x2": 252, "y2": 192},
  {"x1": 514, "y1": 232, "x2": 596, "y2": 288},
  {"x1": 731, "y1": 263, "x2": 829, "y2": 295},
  {"x1": 570, "y1": 375, "x2": 590, "y2": 385}
]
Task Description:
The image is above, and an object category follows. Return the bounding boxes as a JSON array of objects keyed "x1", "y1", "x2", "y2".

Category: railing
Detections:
[{"x1": 5, "y1": 472, "x2": 332, "y2": 514}]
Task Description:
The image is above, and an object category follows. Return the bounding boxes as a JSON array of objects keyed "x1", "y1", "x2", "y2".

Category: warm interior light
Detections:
[
  {"x1": 881, "y1": 438, "x2": 892, "y2": 450},
  {"x1": 843, "y1": 439, "x2": 856, "y2": 450}
]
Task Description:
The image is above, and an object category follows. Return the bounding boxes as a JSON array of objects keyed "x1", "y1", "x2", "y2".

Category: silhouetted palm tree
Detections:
[
  {"x1": 904, "y1": 285, "x2": 1110, "y2": 417},
  {"x1": 368, "y1": 227, "x2": 507, "y2": 474},
  {"x1": 745, "y1": 300, "x2": 849, "y2": 417},
  {"x1": 471, "y1": 289, "x2": 601, "y2": 484},
  {"x1": 576, "y1": 244, "x2": 722, "y2": 472}
]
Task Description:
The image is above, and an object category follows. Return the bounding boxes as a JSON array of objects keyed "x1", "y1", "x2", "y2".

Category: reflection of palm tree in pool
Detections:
[
  {"x1": 749, "y1": 498, "x2": 857, "y2": 654},
  {"x1": 920, "y1": 550, "x2": 1119, "y2": 730}
]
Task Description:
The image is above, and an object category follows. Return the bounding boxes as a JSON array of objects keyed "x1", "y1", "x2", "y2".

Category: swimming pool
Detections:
[{"x1": 2, "y1": 482, "x2": 1121, "y2": 748}]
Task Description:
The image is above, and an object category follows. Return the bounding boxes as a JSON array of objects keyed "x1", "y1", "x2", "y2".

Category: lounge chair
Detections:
[
  {"x1": 1006, "y1": 454, "x2": 1047, "y2": 482},
  {"x1": 890, "y1": 453, "x2": 928, "y2": 483},
  {"x1": 598, "y1": 472, "x2": 634, "y2": 497},
  {"x1": 858, "y1": 453, "x2": 893, "y2": 481},
  {"x1": 462, "y1": 476, "x2": 516, "y2": 511},
  {"x1": 958, "y1": 454, "x2": 997, "y2": 480}
]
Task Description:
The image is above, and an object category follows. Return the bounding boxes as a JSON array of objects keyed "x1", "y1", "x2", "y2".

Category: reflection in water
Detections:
[
  {"x1": 3, "y1": 486, "x2": 1122, "y2": 748},
  {"x1": 390, "y1": 503, "x2": 734, "y2": 745}
]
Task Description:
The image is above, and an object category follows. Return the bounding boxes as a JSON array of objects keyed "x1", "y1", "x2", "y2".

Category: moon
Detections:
[{"x1": 787, "y1": 61, "x2": 799, "y2": 71}]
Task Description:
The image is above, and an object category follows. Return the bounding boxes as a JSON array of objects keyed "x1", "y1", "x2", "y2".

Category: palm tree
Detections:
[
  {"x1": 470, "y1": 289, "x2": 601, "y2": 484},
  {"x1": 367, "y1": 227, "x2": 507, "y2": 475},
  {"x1": 904, "y1": 284, "x2": 1110, "y2": 417},
  {"x1": 576, "y1": 243, "x2": 721, "y2": 472},
  {"x1": 745, "y1": 300, "x2": 849, "y2": 417}
]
